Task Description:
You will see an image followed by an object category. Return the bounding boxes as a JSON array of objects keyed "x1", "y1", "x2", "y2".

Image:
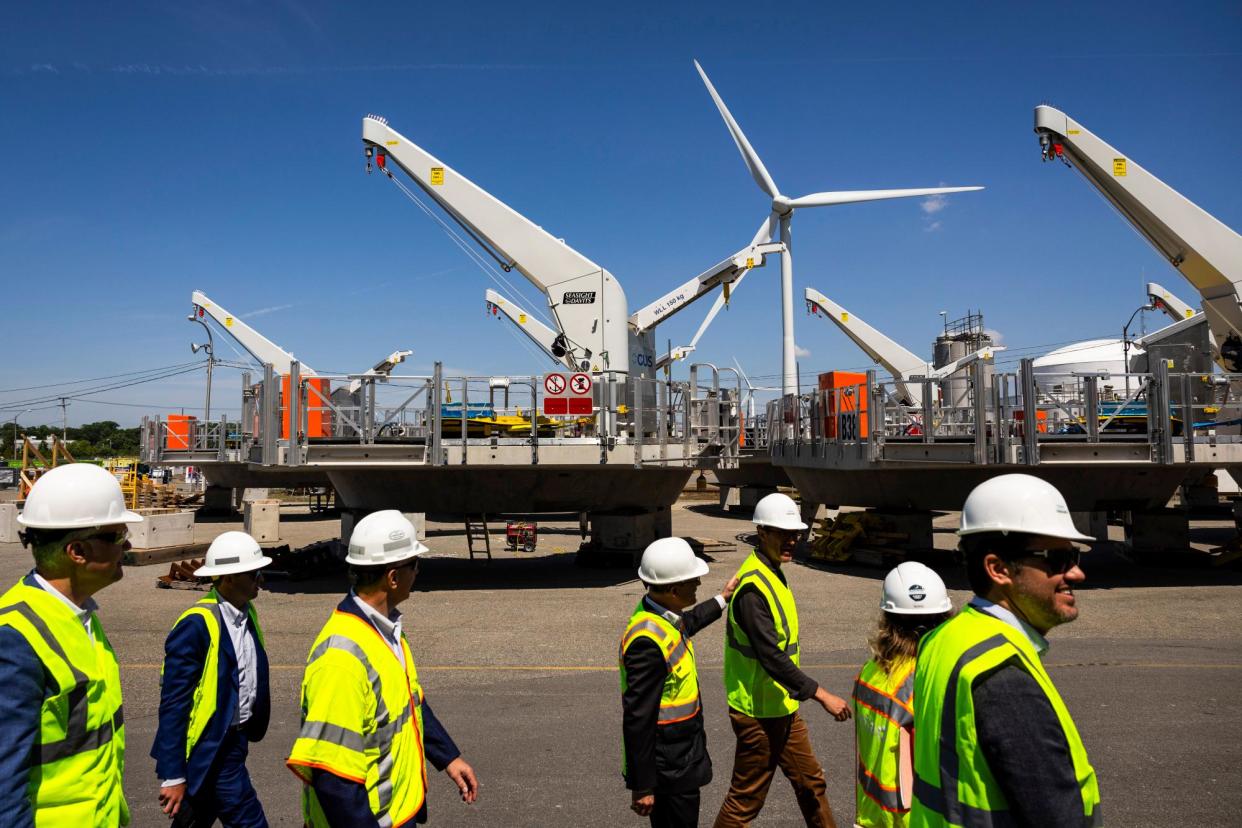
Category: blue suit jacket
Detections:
[{"x1": 151, "y1": 596, "x2": 271, "y2": 794}]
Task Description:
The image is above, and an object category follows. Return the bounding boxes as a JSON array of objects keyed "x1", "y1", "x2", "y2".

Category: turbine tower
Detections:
[{"x1": 694, "y1": 60, "x2": 984, "y2": 396}]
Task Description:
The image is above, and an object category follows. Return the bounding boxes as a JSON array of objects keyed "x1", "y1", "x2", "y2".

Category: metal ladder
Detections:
[{"x1": 465, "y1": 515, "x2": 491, "y2": 561}]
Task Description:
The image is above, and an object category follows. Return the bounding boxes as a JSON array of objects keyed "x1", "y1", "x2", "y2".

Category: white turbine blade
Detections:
[
  {"x1": 689, "y1": 268, "x2": 751, "y2": 349},
  {"x1": 693, "y1": 60, "x2": 780, "y2": 200},
  {"x1": 732, "y1": 357, "x2": 754, "y2": 391},
  {"x1": 789, "y1": 185, "x2": 983, "y2": 208},
  {"x1": 750, "y1": 213, "x2": 777, "y2": 247}
]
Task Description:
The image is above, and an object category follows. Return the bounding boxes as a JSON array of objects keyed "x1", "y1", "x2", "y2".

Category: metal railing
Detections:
[{"x1": 767, "y1": 360, "x2": 1238, "y2": 468}]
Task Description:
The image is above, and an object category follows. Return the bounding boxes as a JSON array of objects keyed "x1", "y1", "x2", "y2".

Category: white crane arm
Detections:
[
  {"x1": 926, "y1": 346, "x2": 1004, "y2": 380},
  {"x1": 191, "y1": 290, "x2": 315, "y2": 376},
  {"x1": 1146, "y1": 281, "x2": 1196, "y2": 322},
  {"x1": 630, "y1": 239, "x2": 783, "y2": 332},
  {"x1": 485, "y1": 289, "x2": 566, "y2": 367},
  {"x1": 805, "y1": 288, "x2": 927, "y2": 376},
  {"x1": 1034, "y1": 105, "x2": 1242, "y2": 369},
  {"x1": 363, "y1": 115, "x2": 628, "y2": 373}
]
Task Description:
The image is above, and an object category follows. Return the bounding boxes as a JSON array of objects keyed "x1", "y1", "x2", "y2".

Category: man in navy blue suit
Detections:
[{"x1": 152, "y1": 531, "x2": 273, "y2": 827}]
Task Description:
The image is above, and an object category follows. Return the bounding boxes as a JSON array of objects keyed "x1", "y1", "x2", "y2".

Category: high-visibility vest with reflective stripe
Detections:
[
  {"x1": 287, "y1": 609, "x2": 427, "y2": 828},
  {"x1": 164, "y1": 590, "x2": 265, "y2": 758},
  {"x1": 0, "y1": 580, "x2": 128, "y2": 827},
  {"x1": 617, "y1": 601, "x2": 701, "y2": 773},
  {"x1": 724, "y1": 551, "x2": 801, "y2": 718},
  {"x1": 910, "y1": 605, "x2": 1101, "y2": 827},
  {"x1": 853, "y1": 656, "x2": 915, "y2": 827}
]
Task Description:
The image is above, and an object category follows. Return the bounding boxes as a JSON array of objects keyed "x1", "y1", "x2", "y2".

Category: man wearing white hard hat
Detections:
[
  {"x1": 288, "y1": 510, "x2": 478, "y2": 827},
  {"x1": 619, "y1": 537, "x2": 739, "y2": 827},
  {"x1": 152, "y1": 531, "x2": 273, "y2": 826},
  {"x1": 851, "y1": 562, "x2": 952, "y2": 827},
  {"x1": 0, "y1": 463, "x2": 142, "y2": 825},
  {"x1": 715, "y1": 492, "x2": 853, "y2": 828},
  {"x1": 910, "y1": 474, "x2": 1100, "y2": 827}
]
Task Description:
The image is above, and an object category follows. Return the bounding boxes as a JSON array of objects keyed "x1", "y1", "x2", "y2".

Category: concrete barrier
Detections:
[
  {"x1": 244, "y1": 499, "x2": 280, "y2": 544},
  {"x1": 130, "y1": 508, "x2": 196, "y2": 549},
  {"x1": 0, "y1": 503, "x2": 19, "y2": 543}
]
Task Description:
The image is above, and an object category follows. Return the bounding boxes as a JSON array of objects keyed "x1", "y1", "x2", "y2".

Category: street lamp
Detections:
[
  {"x1": 1122, "y1": 303, "x2": 1155, "y2": 396},
  {"x1": 11, "y1": 408, "x2": 30, "y2": 461},
  {"x1": 187, "y1": 314, "x2": 215, "y2": 423}
]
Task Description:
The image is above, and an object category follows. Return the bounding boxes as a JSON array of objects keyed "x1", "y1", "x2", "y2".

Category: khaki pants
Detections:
[{"x1": 713, "y1": 709, "x2": 837, "y2": 828}]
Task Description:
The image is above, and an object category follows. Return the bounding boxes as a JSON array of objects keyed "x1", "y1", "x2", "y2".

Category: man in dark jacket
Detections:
[
  {"x1": 620, "y1": 537, "x2": 738, "y2": 828},
  {"x1": 152, "y1": 532, "x2": 273, "y2": 827}
]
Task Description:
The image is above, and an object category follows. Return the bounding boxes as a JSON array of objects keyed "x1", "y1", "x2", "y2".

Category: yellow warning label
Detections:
[
  {"x1": 1185, "y1": 309, "x2": 1194, "y2": 318},
  {"x1": 592, "y1": 364, "x2": 600, "y2": 372},
  {"x1": 224, "y1": 317, "x2": 233, "y2": 328},
  {"x1": 385, "y1": 140, "x2": 399, "y2": 146},
  {"x1": 518, "y1": 313, "x2": 527, "y2": 324},
  {"x1": 1113, "y1": 158, "x2": 1127, "y2": 177},
  {"x1": 745, "y1": 257, "x2": 754, "y2": 269},
  {"x1": 430, "y1": 167, "x2": 445, "y2": 185},
  {"x1": 841, "y1": 312, "x2": 849, "y2": 322},
  {"x1": 1067, "y1": 129, "x2": 1080, "y2": 135},
  {"x1": 1166, "y1": 359, "x2": 1175, "y2": 368}
]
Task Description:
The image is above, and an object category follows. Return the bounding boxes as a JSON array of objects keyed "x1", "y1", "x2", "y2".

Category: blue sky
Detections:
[{"x1": 2, "y1": 1, "x2": 1240, "y2": 426}]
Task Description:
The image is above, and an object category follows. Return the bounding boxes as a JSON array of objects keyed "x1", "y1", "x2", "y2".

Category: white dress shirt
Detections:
[
  {"x1": 353, "y1": 593, "x2": 406, "y2": 667},
  {"x1": 218, "y1": 599, "x2": 258, "y2": 725},
  {"x1": 969, "y1": 596, "x2": 1049, "y2": 655},
  {"x1": 645, "y1": 594, "x2": 726, "y2": 625},
  {"x1": 32, "y1": 571, "x2": 96, "y2": 641}
]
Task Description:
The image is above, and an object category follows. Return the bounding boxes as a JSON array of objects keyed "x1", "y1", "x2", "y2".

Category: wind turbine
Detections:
[
  {"x1": 733, "y1": 357, "x2": 779, "y2": 420},
  {"x1": 694, "y1": 60, "x2": 984, "y2": 396}
]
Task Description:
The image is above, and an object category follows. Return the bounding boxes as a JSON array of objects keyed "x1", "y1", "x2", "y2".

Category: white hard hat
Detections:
[
  {"x1": 195, "y1": 531, "x2": 272, "y2": 577},
  {"x1": 637, "y1": 537, "x2": 709, "y2": 586},
  {"x1": 345, "y1": 510, "x2": 429, "y2": 566},
  {"x1": 18, "y1": 463, "x2": 144, "y2": 530},
  {"x1": 881, "y1": 561, "x2": 952, "y2": 615},
  {"x1": 958, "y1": 474, "x2": 1093, "y2": 542},
  {"x1": 752, "y1": 492, "x2": 808, "y2": 532}
]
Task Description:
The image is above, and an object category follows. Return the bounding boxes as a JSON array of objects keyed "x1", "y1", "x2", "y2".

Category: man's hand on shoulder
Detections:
[
  {"x1": 721, "y1": 574, "x2": 741, "y2": 602},
  {"x1": 445, "y1": 756, "x2": 479, "y2": 804}
]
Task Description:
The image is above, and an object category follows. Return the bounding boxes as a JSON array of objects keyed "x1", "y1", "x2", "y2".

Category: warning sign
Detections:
[
  {"x1": 1113, "y1": 158, "x2": 1127, "y2": 177},
  {"x1": 543, "y1": 372, "x2": 594, "y2": 415},
  {"x1": 430, "y1": 167, "x2": 445, "y2": 185}
]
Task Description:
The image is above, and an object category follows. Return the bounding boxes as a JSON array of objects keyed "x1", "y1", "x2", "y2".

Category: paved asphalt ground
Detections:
[{"x1": 3, "y1": 494, "x2": 1240, "y2": 827}]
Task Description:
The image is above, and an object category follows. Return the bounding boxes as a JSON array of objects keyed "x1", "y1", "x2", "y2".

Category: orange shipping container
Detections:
[
  {"x1": 282, "y1": 377, "x2": 333, "y2": 439},
  {"x1": 818, "y1": 371, "x2": 869, "y2": 439},
  {"x1": 165, "y1": 414, "x2": 196, "y2": 451}
]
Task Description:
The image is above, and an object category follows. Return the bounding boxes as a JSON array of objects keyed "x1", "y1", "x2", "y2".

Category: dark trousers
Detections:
[
  {"x1": 173, "y1": 728, "x2": 268, "y2": 828},
  {"x1": 713, "y1": 709, "x2": 837, "y2": 828},
  {"x1": 650, "y1": 789, "x2": 700, "y2": 828}
]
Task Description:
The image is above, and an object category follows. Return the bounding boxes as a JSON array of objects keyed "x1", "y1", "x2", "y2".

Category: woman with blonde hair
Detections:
[{"x1": 852, "y1": 562, "x2": 952, "y2": 827}]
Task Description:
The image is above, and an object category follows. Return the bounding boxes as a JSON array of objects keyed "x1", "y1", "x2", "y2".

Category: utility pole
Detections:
[{"x1": 59, "y1": 398, "x2": 68, "y2": 442}]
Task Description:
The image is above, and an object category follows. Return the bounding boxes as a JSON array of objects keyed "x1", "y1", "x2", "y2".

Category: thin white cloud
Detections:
[
  {"x1": 924, "y1": 220, "x2": 943, "y2": 232},
  {"x1": 921, "y1": 194, "x2": 948, "y2": 214},
  {"x1": 984, "y1": 328, "x2": 1004, "y2": 344},
  {"x1": 241, "y1": 304, "x2": 294, "y2": 319},
  {"x1": 795, "y1": 344, "x2": 811, "y2": 358}
]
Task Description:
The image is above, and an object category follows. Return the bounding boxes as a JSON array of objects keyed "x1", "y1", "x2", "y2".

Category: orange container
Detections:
[
  {"x1": 165, "y1": 414, "x2": 196, "y2": 451},
  {"x1": 819, "y1": 371, "x2": 869, "y2": 439},
  {"x1": 282, "y1": 377, "x2": 333, "y2": 439},
  {"x1": 1014, "y1": 409, "x2": 1049, "y2": 434}
]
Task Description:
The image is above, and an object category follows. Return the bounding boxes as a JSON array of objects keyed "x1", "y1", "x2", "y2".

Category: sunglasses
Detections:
[{"x1": 1020, "y1": 547, "x2": 1081, "y2": 575}]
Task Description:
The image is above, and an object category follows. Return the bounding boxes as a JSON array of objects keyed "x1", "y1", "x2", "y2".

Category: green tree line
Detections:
[{"x1": 3, "y1": 421, "x2": 141, "y2": 463}]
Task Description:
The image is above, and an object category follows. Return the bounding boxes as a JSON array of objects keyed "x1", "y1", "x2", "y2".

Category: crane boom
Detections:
[
  {"x1": 485, "y1": 289, "x2": 565, "y2": 368},
  {"x1": 1034, "y1": 105, "x2": 1242, "y2": 370},
  {"x1": 191, "y1": 290, "x2": 314, "y2": 375},
  {"x1": 1146, "y1": 281, "x2": 1196, "y2": 322},
  {"x1": 363, "y1": 116, "x2": 627, "y2": 374}
]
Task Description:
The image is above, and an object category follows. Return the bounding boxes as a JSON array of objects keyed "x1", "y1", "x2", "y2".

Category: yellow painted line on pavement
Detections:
[{"x1": 120, "y1": 661, "x2": 1242, "y2": 672}]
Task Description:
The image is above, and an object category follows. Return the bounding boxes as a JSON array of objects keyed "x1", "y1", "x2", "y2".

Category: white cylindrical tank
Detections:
[{"x1": 1032, "y1": 338, "x2": 1143, "y2": 394}]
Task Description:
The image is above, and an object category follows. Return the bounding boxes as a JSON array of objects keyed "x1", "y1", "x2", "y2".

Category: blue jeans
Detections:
[{"x1": 173, "y1": 728, "x2": 268, "y2": 828}]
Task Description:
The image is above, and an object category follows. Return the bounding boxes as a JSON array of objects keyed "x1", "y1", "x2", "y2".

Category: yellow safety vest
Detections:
[
  {"x1": 853, "y1": 656, "x2": 915, "y2": 827},
  {"x1": 617, "y1": 601, "x2": 701, "y2": 774},
  {"x1": 164, "y1": 590, "x2": 265, "y2": 758},
  {"x1": 911, "y1": 605, "x2": 1101, "y2": 827},
  {"x1": 724, "y1": 550, "x2": 801, "y2": 718},
  {"x1": 0, "y1": 580, "x2": 128, "y2": 827},
  {"x1": 287, "y1": 609, "x2": 427, "y2": 828}
]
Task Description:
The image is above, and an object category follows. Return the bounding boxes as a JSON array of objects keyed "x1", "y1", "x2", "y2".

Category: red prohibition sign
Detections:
[
  {"x1": 570, "y1": 373, "x2": 592, "y2": 395},
  {"x1": 544, "y1": 374, "x2": 566, "y2": 395}
]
